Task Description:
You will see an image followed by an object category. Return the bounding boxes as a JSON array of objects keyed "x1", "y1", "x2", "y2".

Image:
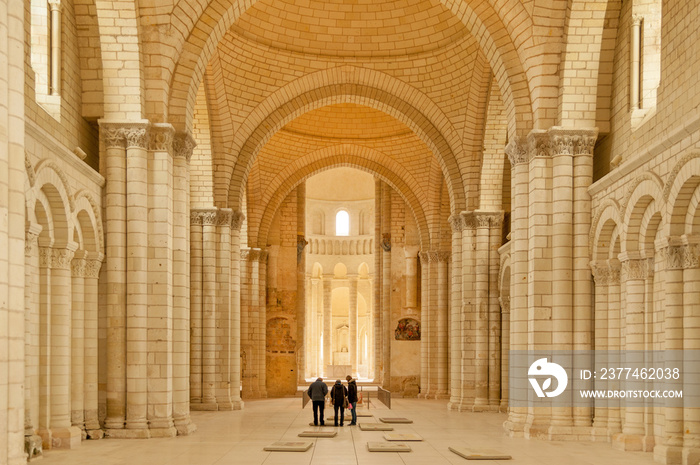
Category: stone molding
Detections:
[
  {"x1": 242, "y1": 248, "x2": 268, "y2": 263},
  {"x1": 609, "y1": 261, "x2": 621, "y2": 285},
  {"x1": 632, "y1": 14, "x2": 644, "y2": 27},
  {"x1": 50, "y1": 248, "x2": 76, "y2": 270},
  {"x1": 190, "y1": 209, "x2": 218, "y2": 226},
  {"x1": 664, "y1": 244, "x2": 700, "y2": 270},
  {"x1": 507, "y1": 128, "x2": 598, "y2": 167},
  {"x1": 99, "y1": 121, "x2": 149, "y2": 149},
  {"x1": 474, "y1": 211, "x2": 503, "y2": 229},
  {"x1": 39, "y1": 247, "x2": 52, "y2": 268},
  {"x1": 620, "y1": 258, "x2": 648, "y2": 281},
  {"x1": 419, "y1": 251, "x2": 450, "y2": 263},
  {"x1": 173, "y1": 131, "x2": 196, "y2": 162},
  {"x1": 381, "y1": 233, "x2": 391, "y2": 252}
]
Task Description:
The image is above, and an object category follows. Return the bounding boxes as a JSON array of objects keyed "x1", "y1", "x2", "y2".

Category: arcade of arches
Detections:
[{"x1": 1, "y1": 0, "x2": 700, "y2": 464}]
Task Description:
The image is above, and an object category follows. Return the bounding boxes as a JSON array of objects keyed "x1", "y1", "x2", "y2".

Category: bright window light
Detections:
[{"x1": 336, "y1": 210, "x2": 349, "y2": 236}]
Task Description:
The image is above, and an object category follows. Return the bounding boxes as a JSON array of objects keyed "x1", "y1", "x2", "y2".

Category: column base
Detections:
[
  {"x1": 85, "y1": 414, "x2": 103, "y2": 439},
  {"x1": 612, "y1": 433, "x2": 654, "y2": 452},
  {"x1": 654, "y1": 444, "x2": 683, "y2": 465},
  {"x1": 231, "y1": 399, "x2": 245, "y2": 410},
  {"x1": 174, "y1": 416, "x2": 197, "y2": 436},
  {"x1": 45, "y1": 426, "x2": 82, "y2": 449},
  {"x1": 25, "y1": 434, "x2": 43, "y2": 461},
  {"x1": 524, "y1": 422, "x2": 550, "y2": 440},
  {"x1": 548, "y1": 425, "x2": 593, "y2": 441},
  {"x1": 472, "y1": 398, "x2": 495, "y2": 412},
  {"x1": 105, "y1": 428, "x2": 151, "y2": 439},
  {"x1": 503, "y1": 419, "x2": 525, "y2": 438},
  {"x1": 191, "y1": 402, "x2": 219, "y2": 411},
  {"x1": 590, "y1": 425, "x2": 609, "y2": 442},
  {"x1": 148, "y1": 426, "x2": 178, "y2": 438},
  {"x1": 216, "y1": 401, "x2": 235, "y2": 411}
]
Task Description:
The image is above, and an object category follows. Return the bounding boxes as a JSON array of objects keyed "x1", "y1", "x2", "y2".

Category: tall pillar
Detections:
[
  {"x1": 614, "y1": 254, "x2": 648, "y2": 450},
  {"x1": 296, "y1": 183, "x2": 307, "y2": 384},
  {"x1": 607, "y1": 259, "x2": 622, "y2": 435},
  {"x1": 310, "y1": 278, "x2": 320, "y2": 377},
  {"x1": 201, "y1": 210, "x2": 218, "y2": 409},
  {"x1": 682, "y1": 242, "x2": 700, "y2": 465},
  {"x1": 590, "y1": 261, "x2": 610, "y2": 440},
  {"x1": 374, "y1": 178, "x2": 382, "y2": 381},
  {"x1": 189, "y1": 212, "x2": 204, "y2": 406},
  {"x1": 448, "y1": 216, "x2": 463, "y2": 410},
  {"x1": 323, "y1": 277, "x2": 332, "y2": 377},
  {"x1": 459, "y1": 213, "x2": 477, "y2": 410},
  {"x1": 630, "y1": 15, "x2": 642, "y2": 111},
  {"x1": 83, "y1": 258, "x2": 103, "y2": 438},
  {"x1": 50, "y1": 246, "x2": 82, "y2": 448},
  {"x1": 215, "y1": 209, "x2": 234, "y2": 410},
  {"x1": 240, "y1": 249, "x2": 253, "y2": 398},
  {"x1": 70, "y1": 255, "x2": 86, "y2": 438},
  {"x1": 172, "y1": 132, "x2": 198, "y2": 430},
  {"x1": 258, "y1": 251, "x2": 268, "y2": 398},
  {"x1": 499, "y1": 295, "x2": 510, "y2": 412},
  {"x1": 230, "y1": 213, "x2": 245, "y2": 410},
  {"x1": 473, "y1": 215, "x2": 490, "y2": 411},
  {"x1": 404, "y1": 247, "x2": 420, "y2": 309},
  {"x1": 488, "y1": 215, "x2": 502, "y2": 410},
  {"x1": 349, "y1": 275, "x2": 358, "y2": 377},
  {"x1": 419, "y1": 252, "x2": 430, "y2": 397},
  {"x1": 381, "y1": 183, "x2": 392, "y2": 389},
  {"x1": 24, "y1": 229, "x2": 42, "y2": 448},
  {"x1": 436, "y1": 252, "x2": 449, "y2": 399}
]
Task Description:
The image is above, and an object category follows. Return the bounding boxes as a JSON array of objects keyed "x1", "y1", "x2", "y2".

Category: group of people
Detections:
[{"x1": 307, "y1": 375, "x2": 358, "y2": 427}]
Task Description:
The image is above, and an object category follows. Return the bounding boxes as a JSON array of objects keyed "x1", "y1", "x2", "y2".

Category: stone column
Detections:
[
  {"x1": 436, "y1": 252, "x2": 449, "y2": 399},
  {"x1": 459, "y1": 213, "x2": 477, "y2": 410},
  {"x1": 310, "y1": 277, "x2": 320, "y2": 377},
  {"x1": 404, "y1": 247, "x2": 420, "y2": 310},
  {"x1": 504, "y1": 139, "x2": 528, "y2": 434},
  {"x1": 70, "y1": 255, "x2": 86, "y2": 437},
  {"x1": 48, "y1": 0, "x2": 61, "y2": 95},
  {"x1": 216, "y1": 209, "x2": 234, "y2": 410},
  {"x1": 607, "y1": 259, "x2": 622, "y2": 435},
  {"x1": 381, "y1": 183, "x2": 392, "y2": 389},
  {"x1": 258, "y1": 251, "x2": 268, "y2": 398},
  {"x1": 147, "y1": 124, "x2": 177, "y2": 436},
  {"x1": 419, "y1": 252, "x2": 430, "y2": 397},
  {"x1": 230, "y1": 213, "x2": 244, "y2": 410},
  {"x1": 655, "y1": 241, "x2": 683, "y2": 464},
  {"x1": 323, "y1": 276, "x2": 332, "y2": 377},
  {"x1": 630, "y1": 15, "x2": 643, "y2": 111},
  {"x1": 247, "y1": 248, "x2": 261, "y2": 398},
  {"x1": 615, "y1": 254, "x2": 648, "y2": 450},
  {"x1": 24, "y1": 229, "x2": 42, "y2": 448},
  {"x1": 50, "y1": 246, "x2": 82, "y2": 448},
  {"x1": 296, "y1": 183, "x2": 307, "y2": 384},
  {"x1": 38, "y1": 247, "x2": 52, "y2": 442},
  {"x1": 124, "y1": 127, "x2": 150, "y2": 437},
  {"x1": 499, "y1": 295, "x2": 510, "y2": 412},
  {"x1": 201, "y1": 210, "x2": 218, "y2": 409},
  {"x1": 83, "y1": 258, "x2": 103, "y2": 438},
  {"x1": 99, "y1": 122, "x2": 128, "y2": 433},
  {"x1": 473, "y1": 215, "x2": 490, "y2": 411},
  {"x1": 448, "y1": 216, "x2": 464, "y2": 410},
  {"x1": 172, "y1": 132, "x2": 197, "y2": 431},
  {"x1": 374, "y1": 178, "x2": 382, "y2": 381},
  {"x1": 240, "y1": 249, "x2": 253, "y2": 398},
  {"x1": 349, "y1": 275, "x2": 358, "y2": 377},
  {"x1": 681, "y1": 241, "x2": 700, "y2": 465},
  {"x1": 189, "y1": 211, "x2": 204, "y2": 406},
  {"x1": 488, "y1": 215, "x2": 502, "y2": 410},
  {"x1": 590, "y1": 261, "x2": 610, "y2": 439}
]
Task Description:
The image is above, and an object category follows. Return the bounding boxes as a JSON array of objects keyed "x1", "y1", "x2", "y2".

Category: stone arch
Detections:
[
  {"x1": 72, "y1": 192, "x2": 104, "y2": 258},
  {"x1": 663, "y1": 152, "x2": 700, "y2": 237},
  {"x1": 591, "y1": 200, "x2": 621, "y2": 260},
  {"x1": 164, "y1": 0, "x2": 535, "y2": 139},
  {"x1": 251, "y1": 146, "x2": 431, "y2": 249},
  {"x1": 32, "y1": 161, "x2": 76, "y2": 248},
  {"x1": 620, "y1": 175, "x2": 665, "y2": 254},
  {"x1": 222, "y1": 69, "x2": 465, "y2": 214}
]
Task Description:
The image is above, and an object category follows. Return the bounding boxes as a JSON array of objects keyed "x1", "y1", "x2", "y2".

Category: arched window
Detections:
[{"x1": 336, "y1": 210, "x2": 349, "y2": 236}]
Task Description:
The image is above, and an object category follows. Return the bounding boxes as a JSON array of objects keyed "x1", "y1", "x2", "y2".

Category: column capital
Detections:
[
  {"x1": 419, "y1": 250, "x2": 450, "y2": 263},
  {"x1": 448, "y1": 214, "x2": 464, "y2": 233},
  {"x1": 231, "y1": 211, "x2": 245, "y2": 230},
  {"x1": 216, "y1": 208, "x2": 234, "y2": 228},
  {"x1": 71, "y1": 256, "x2": 88, "y2": 277},
  {"x1": 548, "y1": 127, "x2": 599, "y2": 156},
  {"x1": 499, "y1": 295, "x2": 510, "y2": 314},
  {"x1": 505, "y1": 137, "x2": 528, "y2": 168},
  {"x1": 631, "y1": 14, "x2": 644, "y2": 27},
  {"x1": 25, "y1": 227, "x2": 41, "y2": 257},
  {"x1": 404, "y1": 245, "x2": 420, "y2": 258},
  {"x1": 473, "y1": 211, "x2": 504, "y2": 229},
  {"x1": 608, "y1": 259, "x2": 621, "y2": 285},
  {"x1": 50, "y1": 247, "x2": 77, "y2": 270},
  {"x1": 149, "y1": 123, "x2": 175, "y2": 152},
  {"x1": 460, "y1": 211, "x2": 477, "y2": 229},
  {"x1": 590, "y1": 261, "x2": 610, "y2": 286},
  {"x1": 620, "y1": 256, "x2": 648, "y2": 281},
  {"x1": 85, "y1": 259, "x2": 103, "y2": 279},
  {"x1": 664, "y1": 243, "x2": 700, "y2": 270},
  {"x1": 190, "y1": 208, "x2": 218, "y2": 225},
  {"x1": 98, "y1": 120, "x2": 150, "y2": 149},
  {"x1": 173, "y1": 131, "x2": 197, "y2": 162},
  {"x1": 48, "y1": 0, "x2": 62, "y2": 11}
]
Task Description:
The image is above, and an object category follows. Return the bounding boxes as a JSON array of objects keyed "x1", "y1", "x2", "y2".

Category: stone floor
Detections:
[{"x1": 40, "y1": 398, "x2": 658, "y2": 465}]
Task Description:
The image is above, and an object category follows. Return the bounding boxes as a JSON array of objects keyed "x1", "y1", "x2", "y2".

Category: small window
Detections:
[{"x1": 336, "y1": 210, "x2": 349, "y2": 236}]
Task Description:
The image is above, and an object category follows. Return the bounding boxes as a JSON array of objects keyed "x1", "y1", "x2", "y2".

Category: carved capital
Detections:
[
  {"x1": 25, "y1": 231, "x2": 39, "y2": 257},
  {"x1": 505, "y1": 137, "x2": 528, "y2": 167},
  {"x1": 460, "y1": 212, "x2": 476, "y2": 230},
  {"x1": 621, "y1": 258, "x2": 647, "y2": 281},
  {"x1": 124, "y1": 127, "x2": 148, "y2": 149},
  {"x1": 84, "y1": 259, "x2": 102, "y2": 279},
  {"x1": 381, "y1": 233, "x2": 391, "y2": 252},
  {"x1": 216, "y1": 209, "x2": 234, "y2": 227},
  {"x1": 231, "y1": 211, "x2": 245, "y2": 230},
  {"x1": 448, "y1": 214, "x2": 464, "y2": 233},
  {"x1": 149, "y1": 124, "x2": 174, "y2": 152},
  {"x1": 240, "y1": 248, "x2": 250, "y2": 260},
  {"x1": 101, "y1": 126, "x2": 126, "y2": 149},
  {"x1": 632, "y1": 14, "x2": 644, "y2": 27},
  {"x1": 297, "y1": 235, "x2": 308, "y2": 258},
  {"x1": 499, "y1": 295, "x2": 511, "y2": 313},
  {"x1": 608, "y1": 261, "x2": 621, "y2": 285},
  {"x1": 39, "y1": 247, "x2": 52, "y2": 268},
  {"x1": 662, "y1": 244, "x2": 700, "y2": 270},
  {"x1": 173, "y1": 131, "x2": 196, "y2": 162},
  {"x1": 190, "y1": 209, "x2": 218, "y2": 226},
  {"x1": 51, "y1": 248, "x2": 75, "y2": 270},
  {"x1": 528, "y1": 130, "x2": 551, "y2": 160},
  {"x1": 71, "y1": 258, "x2": 87, "y2": 277},
  {"x1": 591, "y1": 262, "x2": 610, "y2": 286},
  {"x1": 549, "y1": 128, "x2": 598, "y2": 156},
  {"x1": 99, "y1": 122, "x2": 149, "y2": 150}
]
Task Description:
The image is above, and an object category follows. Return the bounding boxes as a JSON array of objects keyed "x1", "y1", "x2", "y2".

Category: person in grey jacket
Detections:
[{"x1": 307, "y1": 378, "x2": 329, "y2": 426}]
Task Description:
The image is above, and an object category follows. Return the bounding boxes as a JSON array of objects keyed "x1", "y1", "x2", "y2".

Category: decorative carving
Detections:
[
  {"x1": 25, "y1": 152, "x2": 36, "y2": 187},
  {"x1": 505, "y1": 137, "x2": 528, "y2": 167},
  {"x1": 528, "y1": 130, "x2": 551, "y2": 160},
  {"x1": 621, "y1": 258, "x2": 647, "y2": 281},
  {"x1": 631, "y1": 14, "x2": 644, "y2": 27},
  {"x1": 448, "y1": 214, "x2": 464, "y2": 233},
  {"x1": 173, "y1": 131, "x2": 197, "y2": 161},
  {"x1": 39, "y1": 247, "x2": 52, "y2": 268},
  {"x1": 608, "y1": 263, "x2": 621, "y2": 285},
  {"x1": 149, "y1": 124, "x2": 174, "y2": 152},
  {"x1": 231, "y1": 211, "x2": 245, "y2": 230},
  {"x1": 460, "y1": 212, "x2": 476, "y2": 229},
  {"x1": 260, "y1": 250, "x2": 269, "y2": 264},
  {"x1": 50, "y1": 248, "x2": 75, "y2": 270},
  {"x1": 216, "y1": 209, "x2": 233, "y2": 227},
  {"x1": 190, "y1": 209, "x2": 217, "y2": 225},
  {"x1": 550, "y1": 134, "x2": 574, "y2": 155},
  {"x1": 499, "y1": 296, "x2": 511, "y2": 313},
  {"x1": 25, "y1": 231, "x2": 39, "y2": 257},
  {"x1": 475, "y1": 214, "x2": 491, "y2": 229},
  {"x1": 84, "y1": 259, "x2": 102, "y2": 278},
  {"x1": 124, "y1": 127, "x2": 148, "y2": 149},
  {"x1": 663, "y1": 152, "x2": 700, "y2": 201},
  {"x1": 381, "y1": 233, "x2": 391, "y2": 252},
  {"x1": 71, "y1": 258, "x2": 87, "y2": 278},
  {"x1": 240, "y1": 249, "x2": 250, "y2": 260},
  {"x1": 591, "y1": 262, "x2": 610, "y2": 286},
  {"x1": 395, "y1": 318, "x2": 420, "y2": 341},
  {"x1": 548, "y1": 128, "x2": 598, "y2": 156},
  {"x1": 684, "y1": 244, "x2": 700, "y2": 269},
  {"x1": 665, "y1": 245, "x2": 684, "y2": 270}
]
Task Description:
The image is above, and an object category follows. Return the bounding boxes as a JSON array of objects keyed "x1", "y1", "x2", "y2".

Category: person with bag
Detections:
[
  {"x1": 346, "y1": 375, "x2": 358, "y2": 425},
  {"x1": 329, "y1": 379, "x2": 348, "y2": 426},
  {"x1": 307, "y1": 377, "x2": 328, "y2": 426}
]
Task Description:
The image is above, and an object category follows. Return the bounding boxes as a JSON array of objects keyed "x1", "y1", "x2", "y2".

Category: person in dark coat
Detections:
[
  {"x1": 329, "y1": 379, "x2": 348, "y2": 426},
  {"x1": 346, "y1": 375, "x2": 358, "y2": 425},
  {"x1": 307, "y1": 377, "x2": 328, "y2": 426}
]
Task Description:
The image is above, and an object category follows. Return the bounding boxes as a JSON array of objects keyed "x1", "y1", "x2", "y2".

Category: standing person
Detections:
[
  {"x1": 330, "y1": 379, "x2": 348, "y2": 426},
  {"x1": 307, "y1": 377, "x2": 328, "y2": 426},
  {"x1": 346, "y1": 375, "x2": 358, "y2": 425}
]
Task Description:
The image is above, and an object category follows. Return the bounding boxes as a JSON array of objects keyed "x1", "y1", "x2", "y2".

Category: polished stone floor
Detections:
[{"x1": 40, "y1": 398, "x2": 657, "y2": 465}]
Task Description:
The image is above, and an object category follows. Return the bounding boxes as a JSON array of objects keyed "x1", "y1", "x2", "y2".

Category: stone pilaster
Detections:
[
  {"x1": 323, "y1": 276, "x2": 332, "y2": 377},
  {"x1": 83, "y1": 258, "x2": 103, "y2": 439},
  {"x1": 70, "y1": 255, "x2": 87, "y2": 438},
  {"x1": 448, "y1": 215, "x2": 464, "y2": 410},
  {"x1": 349, "y1": 275, "x2": 359, "y2": 377},
  {"x1": 230, "y1": 212, "x2": 245, "y2": 410}
]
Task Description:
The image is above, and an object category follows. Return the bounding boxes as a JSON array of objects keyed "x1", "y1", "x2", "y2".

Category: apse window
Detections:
[{"x1": 336, "y1": 210, "x2": 350, "y2": 236}]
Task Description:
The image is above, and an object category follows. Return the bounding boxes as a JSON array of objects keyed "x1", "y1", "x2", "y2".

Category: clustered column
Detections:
[{"x1": 240, "y1": 248, "x2": 268, "y2": 398}]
